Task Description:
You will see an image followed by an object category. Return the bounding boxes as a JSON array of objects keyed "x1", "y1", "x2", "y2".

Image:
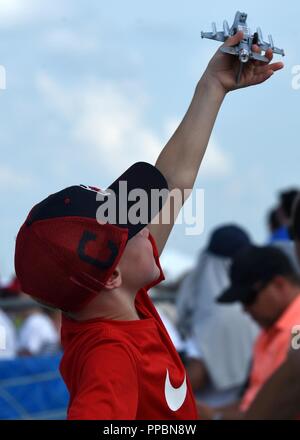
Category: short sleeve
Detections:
[{"x1": 68, "y1": 342, "x2": 139, "y2": 420}]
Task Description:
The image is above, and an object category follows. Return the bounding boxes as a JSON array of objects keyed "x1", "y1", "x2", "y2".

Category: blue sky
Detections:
[{"x1": 0, "y1": 0, "x2": 299, "y2": 282}]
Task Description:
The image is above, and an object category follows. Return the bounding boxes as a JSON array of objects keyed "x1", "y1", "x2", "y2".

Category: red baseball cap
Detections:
[{"x1": 15, "y1": 162, "x2": 168, "y2": 312}]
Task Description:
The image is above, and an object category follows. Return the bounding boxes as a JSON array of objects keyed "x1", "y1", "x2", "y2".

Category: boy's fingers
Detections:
[
  {"x1": 254, "y1": 70, "x2": 275, "y2": 85},
  {"x1": 265, "y1": 48, "x2": 273, "y2": 62},
  {"x1": 252, "y1": 44, "x2": 273, "y2": 60},
  {"x1": 254, "y1": 61, "x2": 284, "y2": 75},
  {"x1": 252, "y1": 44, "x2": 261, "y2": 54},
  {"x1": 251, "y1": 44, "x2": 273, "y2": 67},
  {"x1": 251, "y1": 44, "x2": 263, "y2": 67},
  {"x1": 223, "y1": 31, "x2": 244, "y2": 47},
  {"x1": 270, "y1": 61, "x2": 284, "y2": 71}
]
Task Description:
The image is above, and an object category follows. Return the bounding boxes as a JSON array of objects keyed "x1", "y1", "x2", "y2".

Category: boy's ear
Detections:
[{"x1": 103, "y1": 267, "x2": 122, "y2": 290}]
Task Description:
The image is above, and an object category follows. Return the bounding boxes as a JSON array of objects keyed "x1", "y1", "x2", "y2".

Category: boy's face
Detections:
[{"x1": 118, "y1": 227, "x2": 161, "y2": 290}]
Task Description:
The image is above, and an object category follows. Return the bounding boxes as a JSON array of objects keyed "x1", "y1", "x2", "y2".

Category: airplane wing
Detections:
[
  {"x1": 201, "y1": 31, "x2": 226, "y2": 42},
  {"x1": 256, "y1": 28, "x2": 285, "y2": 56},
  {"x1": 201, "y1": 22, "x2": 227, "y2": 42},
  {"x1": 257, "y1": 42, "x2": 285, "y2": 56}
]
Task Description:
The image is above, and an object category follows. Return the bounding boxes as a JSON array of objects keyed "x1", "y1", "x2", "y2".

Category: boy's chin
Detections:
[
  {"x1": 142, "y1": 264, "x2": 161, "y2": 287},
  {"x1": 151, "y1": 264, "x2": 161, "y2": 282}
]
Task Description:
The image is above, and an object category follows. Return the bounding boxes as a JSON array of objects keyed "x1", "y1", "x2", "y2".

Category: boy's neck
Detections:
[{"x1": 67, "y1": 287, "x2": 142, "y2": 322}]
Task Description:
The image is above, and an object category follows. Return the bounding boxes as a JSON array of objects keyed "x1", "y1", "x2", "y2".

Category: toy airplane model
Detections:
[{"x1": 201, "y1": 11, "x2": 285, "y2": 83}]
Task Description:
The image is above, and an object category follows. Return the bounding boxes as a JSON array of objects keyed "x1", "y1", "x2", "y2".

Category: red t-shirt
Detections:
[{"x1": 60, "y1": 287, "x2": 197, "y2": 420}]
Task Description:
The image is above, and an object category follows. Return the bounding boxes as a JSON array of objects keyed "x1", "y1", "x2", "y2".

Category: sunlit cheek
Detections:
[
  {"x1": 121, "y1": 238, "x2": 158, "y2": 284},
  {"x1": 138, "y1": 250, "x2": 158, "y2": 276}
]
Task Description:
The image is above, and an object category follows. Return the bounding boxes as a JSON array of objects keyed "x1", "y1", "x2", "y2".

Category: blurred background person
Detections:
[
  {"x1": 278, "y1": 188, "x2": 300, "y2": 236},
  {"x1": 267, "y1": 189, "x2": 300, "y2": 273},
  {"x1": 267, "y1": 207, "x2": 286, "y2": 243},
  {"x1": 176, "y1": 225, "x2": 258, "y2": 406},
  {"x1": 267, "y1": 188, "x2": 299, "y2": 243},
  {"x1": 0, "y1": 275, "x2": 21, "y2": 299},
  {"x1": 198, "y1": 244, "x2": 300, "y2": 419},
  {"x1": 0, "y1": 307, "x2": 17, "y2": 360},
  {"x1": 156, "y1": 308, "x2": 186, "y2": 358},
  {"x1": 0, "y1": 275, "x2": 18, "y2": 360},
  {"x1": 18, "y1": 294, "x2": 61, "y2": 356}
]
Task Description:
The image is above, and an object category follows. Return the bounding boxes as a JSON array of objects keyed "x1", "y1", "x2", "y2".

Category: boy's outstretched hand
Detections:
[
  {"x1": 203, "y1": 31, "x2": 284, "y2": 94},
  {"x1": 151, "y1": 30, "x2": 284, "y2": 256}
]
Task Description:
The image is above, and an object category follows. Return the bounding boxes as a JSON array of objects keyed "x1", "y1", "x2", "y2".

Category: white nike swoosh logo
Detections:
[{"x1": 164, "y1": 369, "x2": 187, "y2": 411}]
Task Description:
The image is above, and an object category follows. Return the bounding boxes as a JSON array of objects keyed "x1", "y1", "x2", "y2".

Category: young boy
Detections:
[{"x1": 14, "y1": 32, "x2": 283, "y2": 420}]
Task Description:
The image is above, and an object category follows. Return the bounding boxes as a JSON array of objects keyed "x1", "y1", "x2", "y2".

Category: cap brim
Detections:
[
  {"x1": 26, "y1": 162, "x2": 169, "y2": 241},
  {"x1": 107, "y1": 162, "x2": 169, "y2": 239},
  {"x1": 217, "y1": 285, "x2": 251, "y2": 304}
]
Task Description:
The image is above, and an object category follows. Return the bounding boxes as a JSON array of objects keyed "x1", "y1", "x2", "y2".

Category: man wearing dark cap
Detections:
[
  {"x1": 197, "y1": 244, "x2": 300, "y2": 419},
  {"x1": 242, "y1": 194, "x2": 300, "y2": 420},
  {"x1": 218, "y1": 245, "x2": 300, "y2": 412}
]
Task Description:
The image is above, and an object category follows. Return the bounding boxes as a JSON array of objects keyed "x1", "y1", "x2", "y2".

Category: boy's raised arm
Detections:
[{"x1": 149, "y1": 31, "x2": 284, "y2": 255}]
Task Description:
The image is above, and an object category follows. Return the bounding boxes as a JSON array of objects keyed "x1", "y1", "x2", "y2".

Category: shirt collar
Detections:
[{"x1": 274, "y1": 294, "x2": 300, "y2": 331}]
